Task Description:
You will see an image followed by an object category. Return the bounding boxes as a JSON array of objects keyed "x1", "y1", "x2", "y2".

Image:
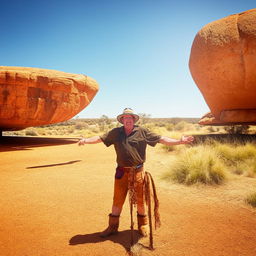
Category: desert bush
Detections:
[
  {"x1": 224, "y1": 125, "x2": 250, "y2": 134},
  {"x1": 174, "y1": 121, "x2": 188, "y2": 131},
  {"x1": 137, "y1": 113, "x2": 151, "y2": 125},
  {"x1": 162, "y1": 146, "x2": 227, "y2": 185},
  {"x1": 189, "y1": 141, "x2": 256, "y2": 177},
  {"x1": 25, "y1": 129, "x2": 39, "y2": 136},
  {"x1": 159, "y1": 122, "x2": 167, "y2": 127},
  {"x1": 75, "y1": 121, "x2": 89, "y2": 130},
  {"x1": 216, "y1": 143, "x2": 256, "y2": 167},
  {"x1": 227, "y1": 159, "x2": 256, "y2": 177},
  {"x1": 165, "y1": 131, "x2": 183, "y2": 139},
  {"x1": 161, "y1": 144, "x2": 187, "y2": 153},
  {"x1": 245, "y1": 192, "x2": 256, "y2": 207},
  {"x1": 165, "y1": 123, "x2": 174, "y2": 131},
  {"x1": 35, "y1": 128, "x2": 47, "y2": 136},
  {"x1": 207, "y1": 126, "x2": 216, "y2": 133},
  {"x1": 150, "y1": 126, "x2": 168, "y2": 135},
  {"x1": 161, "y1": 144, "x2": 176, "y2": 152},
  {"x1": 239, "y1": 158, "x2": 256, "y2": 177},
  {"x1": 3, "y1": 131, "x2": 25, "y2": 136},
  {"x1": 107, "y1": 122, "x2": 117, "y2": 130},
  {"x1": 249, "y1": 126, "x2": 256, "y2": 134},
  {"x1": 67, "y1": 127, "x2": 75, "y2": 134},
  {"x1": 142, "y1": 123, "x2": 156, "y2": 130}
]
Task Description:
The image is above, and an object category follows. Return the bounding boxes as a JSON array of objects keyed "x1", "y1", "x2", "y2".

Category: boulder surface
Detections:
[
  {"x1": 0, "y1": 66, "x2": 99, "y2": 130},
  {"x1": 189, "y1": 8, "x2": 256, "y2": 125}
]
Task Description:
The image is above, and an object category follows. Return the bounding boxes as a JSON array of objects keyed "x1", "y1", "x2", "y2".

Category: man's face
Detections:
[{"x1": 122, "y1": 115, "x2": 135, "y2": 129}]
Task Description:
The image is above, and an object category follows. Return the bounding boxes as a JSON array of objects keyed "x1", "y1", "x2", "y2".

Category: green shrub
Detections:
[{"x1": 163, "y1": 146, "x2": 227, "y2": 185}]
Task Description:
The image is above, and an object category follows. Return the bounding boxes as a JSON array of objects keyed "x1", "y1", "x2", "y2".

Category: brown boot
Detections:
[
  {"x1": 137, "y1": 214, "x2": 149, "y2": 237},
  {"x1": 100, "y1": 214, "x2": 119, "y2": 238}
]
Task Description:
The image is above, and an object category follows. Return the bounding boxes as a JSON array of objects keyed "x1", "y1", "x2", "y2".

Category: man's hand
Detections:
[
  {"x1": 181, "y1": 135, "x2": 194, "y2": 144},
  {"x1": 78, "y1": 138, "x2": 86, "y2": 146}
]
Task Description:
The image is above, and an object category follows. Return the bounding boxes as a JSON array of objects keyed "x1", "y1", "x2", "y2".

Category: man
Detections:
[{"x1": 78, "y1": 108, "x2": 194, "y2": 238}]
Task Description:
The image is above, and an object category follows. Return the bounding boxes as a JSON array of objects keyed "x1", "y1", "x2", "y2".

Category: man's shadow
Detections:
[{"x1": 69, "y1": 230, "x2": 146, "y2": 252}]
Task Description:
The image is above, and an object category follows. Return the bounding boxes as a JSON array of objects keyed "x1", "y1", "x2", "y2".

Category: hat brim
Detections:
[{"x1": 117, "y1": 114, "x2": 139, "y2": 124}]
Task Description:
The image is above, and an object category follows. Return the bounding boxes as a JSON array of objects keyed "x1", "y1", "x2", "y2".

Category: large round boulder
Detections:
[
  {"x1": 189, "y1": 8, "x2": 256, "y2": 125},
  {"x1": 0, "y1": 66, "x2": 99, "y2": 130}
]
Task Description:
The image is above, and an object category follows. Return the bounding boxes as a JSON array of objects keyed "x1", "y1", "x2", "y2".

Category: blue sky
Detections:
[{"x1": 1, "y1": 0, "x2": 255, "y2": 118}]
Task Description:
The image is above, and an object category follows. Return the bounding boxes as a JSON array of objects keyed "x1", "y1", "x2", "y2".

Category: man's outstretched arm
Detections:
[
  {"x1": 78, "y1": 136, "x2": 102, "y2": 145},
  {"x1": 159, "y1": 135, "x2": 194, "y2": 146}
]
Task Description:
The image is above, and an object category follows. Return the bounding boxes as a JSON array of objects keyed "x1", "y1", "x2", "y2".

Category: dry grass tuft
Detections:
[
  {"x1": 162, "y1": 137, "x2": 256, "y2": 186},
  {"x1": 245, "y1": 192, "x2": 256, "y2": 207},
  {"x1": 162, "y1": 146, "x2": 227, "y2": 185},
  {"x1": 215, "y1": 142, "x2": 256, "y2": 176}
]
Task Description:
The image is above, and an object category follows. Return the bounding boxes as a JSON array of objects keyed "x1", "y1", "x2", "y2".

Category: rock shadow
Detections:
[
  {"x1": 26, "y1": 160, "x2": 82, "y2": 169},
  {"x1": 0, "y1": 136, "x2": 79, "y2": 152}
]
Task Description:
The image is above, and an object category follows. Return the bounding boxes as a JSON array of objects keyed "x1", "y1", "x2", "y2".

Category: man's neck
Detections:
[{"x1": 124, "y1": 126, "x2": 134, "y2": 136}]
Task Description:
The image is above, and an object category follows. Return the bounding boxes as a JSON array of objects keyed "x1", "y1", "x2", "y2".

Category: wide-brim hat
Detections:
[{"x1": 117, "y1": 108, "x2": 140, "y2": 124}]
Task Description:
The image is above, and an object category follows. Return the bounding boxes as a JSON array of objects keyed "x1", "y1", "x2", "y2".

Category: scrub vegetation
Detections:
[
  {"x1": 162, "y1": 141, "x2": 256, "y2": 185},
  {"x1": 162, "y1": 145, "x2": 227, "y2": 185},
  {"x1": 245, "y1": 192, "x2": 256, "y2": 207},
  {"x1": 3, "y1": 115, "x2": 255, "y2": 138},
  {"x1": 3, "y1": 115, "x2": 256, "y2": 204}
]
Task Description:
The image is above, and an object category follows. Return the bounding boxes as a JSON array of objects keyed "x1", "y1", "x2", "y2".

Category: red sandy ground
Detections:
[{"x1": 1, "y1": 136, "x2": 256, "y2": 256}]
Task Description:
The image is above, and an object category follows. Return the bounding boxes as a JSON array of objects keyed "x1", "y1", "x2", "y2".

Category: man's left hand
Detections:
[{"x1": 181, "y1": 135, "x2": 194, "y2": 144}]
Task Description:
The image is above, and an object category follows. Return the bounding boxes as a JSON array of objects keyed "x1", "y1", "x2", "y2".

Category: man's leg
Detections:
[
  {"x1": 136, "y1": 169, "x2": 146, "y2": 215},
  {"x1": 112, "y1": 171, "x2": 128, "y2": 215},
  {"x1": 100, "y1": 214, "x2": 120, "y2": 238},
  {"x1": 135, "y1": 168, "x2": 149, "y2": 237},
  {"x1": 100, "y1": 172, "x2": 128, "y2": 237}
]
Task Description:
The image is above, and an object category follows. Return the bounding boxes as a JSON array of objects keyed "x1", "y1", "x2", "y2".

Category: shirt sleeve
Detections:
[
  {"x1": 100, "y1": 128, "x2": 119, "y2": 147},
  {"x1": 142, "y1": 128, "x2": 161, "y2": 147}
]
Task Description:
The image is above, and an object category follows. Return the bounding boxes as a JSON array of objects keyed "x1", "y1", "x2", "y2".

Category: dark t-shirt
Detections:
[{"x1": 100, "y1": 126, "x2": 161, "y2": 167}]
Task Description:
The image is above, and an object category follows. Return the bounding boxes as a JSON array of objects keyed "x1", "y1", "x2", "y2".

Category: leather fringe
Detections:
[{"x1": 144, "y1": 171, "x2": 161, "y2": 230}]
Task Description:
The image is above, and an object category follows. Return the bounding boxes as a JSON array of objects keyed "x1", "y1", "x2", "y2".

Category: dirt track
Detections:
[{"x1": 1, "y1": 136, "x2": 256, "y2": 256}]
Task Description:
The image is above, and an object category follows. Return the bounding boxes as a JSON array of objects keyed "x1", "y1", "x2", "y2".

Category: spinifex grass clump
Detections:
[
  {"x1": 163, "y1": 146, "x2": 227, "y2": 185},
  {"x1": 245, "y1": 192, "x2": 256, "y2": 207},
  {"x1": 216, "y1": 143, "x2": 256, "y2": 164},
  {"x1": 215, "y1": 142, "x2": 256, "y2": 176}
]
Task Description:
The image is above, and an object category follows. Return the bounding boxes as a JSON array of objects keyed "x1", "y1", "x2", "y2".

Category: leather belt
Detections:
[{"x1": 120, "y1": 163, "x2": 143, "y2": 171}]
